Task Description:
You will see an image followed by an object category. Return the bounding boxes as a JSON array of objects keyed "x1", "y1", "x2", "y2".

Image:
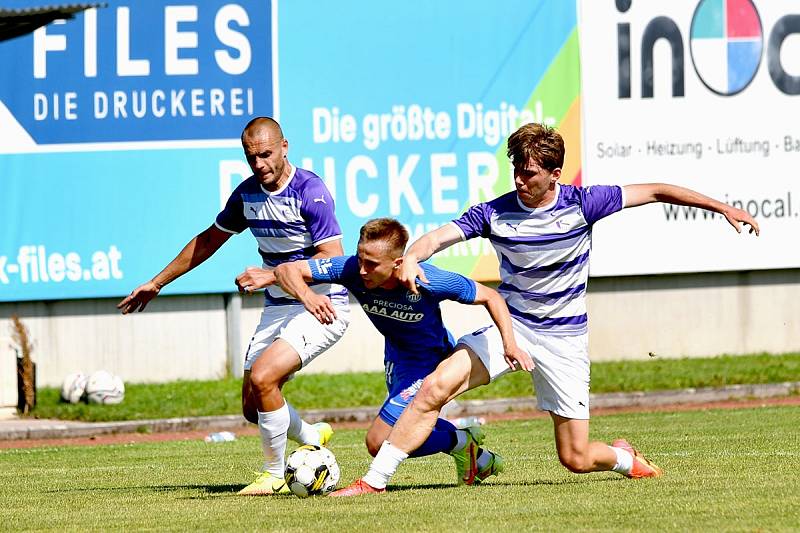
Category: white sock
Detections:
[
  {"x1": 362, "y1": 441, "x2": 409, "y2": 489},
  {"x1": 257, "y1": 404, "x2": 290, "y2": 477},
  {"x1": 609, "y1": 445, "x2": 634, "y2": 474},
  {"x1": 449, "y1": 429, "x2": 467, "y2": 453},
  {"x1": 285, "y1": 402, "x2": 321, "y2": 445}
]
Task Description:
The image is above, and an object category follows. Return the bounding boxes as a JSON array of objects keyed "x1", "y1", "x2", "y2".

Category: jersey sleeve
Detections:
[
  {"x1": 299, "y1": 179, "x2": 343, "y2": 246},
  {"x1": 450, "y1": 203, "x2": 492, "y2": 240},
  {"x1": 214, "y1": 187, "x2": 248, "y2": 234},
  {"x1": 308, "y1": 255, "x2": 358, "y2": 284},
  {"x1": 580, "y1": 185, "x2": 624, "y2": 225},
  {"x1": 418, "y1": 263, "x2": 477, "y2": 304}
]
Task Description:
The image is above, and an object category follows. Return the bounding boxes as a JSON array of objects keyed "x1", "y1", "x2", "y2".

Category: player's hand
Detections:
[
  {"x1": 503, "y1": 343, "x2": 534, "y2": 372},
  {"x1": 397, "y1": 260, "x2": 429, "y2": 295},
  {"x1": 722, "y1": 206, "x2": 760, "y2": 236},
  {"x1": 117, "y1": 281, "x2": 160, "y2": 314},
  {"x1": 302, "y1": 293, "x2": 337, "y2": 324},
  {"x1": 235, "y1": 267, "x2": 275, "y2": 294}
]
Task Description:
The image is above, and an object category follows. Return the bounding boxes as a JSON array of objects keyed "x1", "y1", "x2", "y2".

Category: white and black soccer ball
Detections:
[
  {"x1": 60, "y1": 372, "x2": 88, "y2": 404},
  {"x1": 284, "y1": 444, "x2": 340, "y2": 497},
  {"x1": 85, "y1": 370, "x2": 125, "y2": 405}
]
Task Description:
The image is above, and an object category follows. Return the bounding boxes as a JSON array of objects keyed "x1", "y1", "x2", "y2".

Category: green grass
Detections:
[
  {"x1": 2, "y1": 405, "x2": 799, "y2": 531},
  {"x1": 30, "y1": 352, "x2": 800, "y2": 422}
]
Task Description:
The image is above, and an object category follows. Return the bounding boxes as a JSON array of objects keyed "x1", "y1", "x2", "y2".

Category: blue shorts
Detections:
[{"x1": 378, "y1": 360, "x2": 439, "y2": 426}]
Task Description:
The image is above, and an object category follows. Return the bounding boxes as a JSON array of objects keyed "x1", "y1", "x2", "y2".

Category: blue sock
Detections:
[{"x1": 409, "y1": 418, "x2": 458, "y2": 457}]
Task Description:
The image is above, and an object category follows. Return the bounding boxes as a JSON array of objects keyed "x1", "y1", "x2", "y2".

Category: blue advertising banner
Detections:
[
  {"x1": 278, "y1": 0, "x2": 581, "y2": 280},
  {"x1": 0, "y1": 0, "x2": 276, "y2": 302},
  {"x1": 0, "y1": 0, "x2": 273, "y2": 143},
  {"x1": 1, "y1": 0, "x2": 580, "y2": 302}
]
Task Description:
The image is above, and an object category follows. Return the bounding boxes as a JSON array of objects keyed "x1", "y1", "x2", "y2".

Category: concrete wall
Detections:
[
  {"x1": 586, "y1": 269, "x2": 800, "y2": 360},
  {"x1": 0, "y1": 296, "x2": 228, "y2": 388},
  {"x1": 1, "y1": 268, "x2": 798, "y2": 388}
]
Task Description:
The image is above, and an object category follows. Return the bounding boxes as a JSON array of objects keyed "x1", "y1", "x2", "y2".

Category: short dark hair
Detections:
[
  {"x1": 359, "y1": 218, "x2": 409, "y2": 257},
  {"x1": 506, "y1": 123, "x2": 565, "y2": 171}
]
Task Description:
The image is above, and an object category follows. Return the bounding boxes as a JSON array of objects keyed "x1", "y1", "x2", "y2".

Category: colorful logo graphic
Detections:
[{"x1": 690, "y1": 0, "x2": 763, "y2": 96}]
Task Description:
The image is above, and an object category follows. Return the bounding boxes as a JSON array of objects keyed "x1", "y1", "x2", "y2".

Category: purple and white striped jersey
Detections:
[
  {"x1": 451, "y1": 184, "x2": 624, "y2": 336},
  {"x1": 215, "y1": 165, "x2": 347, "y2": 306}
]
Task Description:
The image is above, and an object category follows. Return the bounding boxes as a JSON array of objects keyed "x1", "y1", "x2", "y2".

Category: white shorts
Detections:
[
  {"x1": 456, "y1": 320, "x2": 590, "y2": 419},
  {"x1": 243, "y1": 303, "x2": 350, "y2": 371}
]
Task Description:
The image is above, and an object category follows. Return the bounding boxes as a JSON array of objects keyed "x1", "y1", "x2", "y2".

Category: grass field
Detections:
[
  {"x1": 31, "y1": 352, "x2": 800, "y2": 422},
  {"x1": 2, "y1": 404, "x2": 799, "y2": 531}
]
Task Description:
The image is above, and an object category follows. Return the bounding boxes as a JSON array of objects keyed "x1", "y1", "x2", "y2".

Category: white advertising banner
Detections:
[{"x1": 579, "y1": 0, "x2": 800, "y2": 276}]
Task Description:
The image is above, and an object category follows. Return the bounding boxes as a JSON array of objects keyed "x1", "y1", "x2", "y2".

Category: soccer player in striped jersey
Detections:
[
  {"x1": 118, "y1": 117, "x2": 349, "y2": 495},
  {"x1": 332, "y1": 122, "x2": 759, "y2": 496},
  {"x1": 243, "y1": 218, "x2": 531, "y2": 490}
]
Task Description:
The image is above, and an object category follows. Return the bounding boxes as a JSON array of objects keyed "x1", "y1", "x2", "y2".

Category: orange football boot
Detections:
[
  {"x1": 612, "y1": 439, "x2": 663, "y2": 478},
  {"x1": 329, "y1": 478, "x2": 386, "y2": 497}
]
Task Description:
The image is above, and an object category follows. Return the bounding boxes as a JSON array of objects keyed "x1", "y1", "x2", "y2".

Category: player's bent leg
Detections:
[
  {"x1": 346, "y1": 348, "x2": 491, "y2": 493},
  {"x1": 396, "y1": 346, "x2": 489, "y2": 444},
  {"x1": 366, "y1": 417, "x2": 393, "y2": 457},
  {"x1": 238, "y1": 340, "x2": 303, "y2": 495},
  {"x1": 249, "y1": 339, "x2": 301, "y2": 411},
  {"x1": 241, "y1": 370, "x2": 260, "y2": 424},
  {"x1": 551, "y1": 414, "x2": 618, "y2": 473}
]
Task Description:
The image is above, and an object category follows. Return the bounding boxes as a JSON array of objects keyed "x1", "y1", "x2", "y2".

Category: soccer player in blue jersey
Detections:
[
  {"x1": 240, "y1": 217, "x2": 532, "y2": 491},
  {"x1": 333, "y1": 122, "x2": 760, "y2": 496},
  {"x1": 117, "y1": 117, "x2": 349, "y2": 495}
]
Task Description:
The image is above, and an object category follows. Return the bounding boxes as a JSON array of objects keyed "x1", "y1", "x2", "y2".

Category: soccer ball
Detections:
[
  {"x1": 85, "y1": 370, "x2": 125, "y2": 405},
  {"x1": 60, "y1": 372, "x2": 88, "y2": 404},
  {"x1": 284, "y1": 444, "x2": 340, "y2": 497}
]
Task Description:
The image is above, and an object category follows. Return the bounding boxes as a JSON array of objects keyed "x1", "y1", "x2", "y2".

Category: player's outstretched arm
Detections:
[
  {"x1": 473, "y1": 283, "x2": 533, "y2": 371},
  {"x1": 234, "y1": 267, "x2": 276, "y2": 294},
  {"x1": 274, "y1": 261, "x2": 337, "y2": 324},
  {"x1": 117, "y1": 225, "x2": 231, "y2": 314},
  {"x1": 623, "y1": 183, "x2": 760, "y2": 235},
  {"x1": 400, "y1": 225, "x2": 463, "y2": 294}
]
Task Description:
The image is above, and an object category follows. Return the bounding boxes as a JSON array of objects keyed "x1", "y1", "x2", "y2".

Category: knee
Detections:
[
  {"x1": 415, "y1": 376, "x2": 451, "y2": 410},
  {"x1": 248, "y1": 364, "x2": 282, "y2": 395},
  {"x1": 557, "y1": 449, "x2": 593, "y2": 474}
]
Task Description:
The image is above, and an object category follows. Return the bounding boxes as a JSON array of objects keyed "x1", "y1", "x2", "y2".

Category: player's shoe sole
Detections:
[
  {"x1": 329, "y1": 478, "x2": 386, "y2": 497},
  {"x1": 238, "y1": 471, "x2": 291, "y2": 495},
  {"x1": 449, "y1": 425, "x2": 486, "y2": 486},
  {"x1": 312, "y1": 422, "x2": 334, "y2": 447},
  {"x1": 474, "y1": 449, "x2": 505, "y2": 484},
  {"x1": 612, "y1": 438, "x2": 663, "y2": 478}
]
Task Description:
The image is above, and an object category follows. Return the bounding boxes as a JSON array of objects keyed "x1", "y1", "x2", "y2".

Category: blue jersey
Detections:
[{"x1": 309, "y1": 256, "x2": 477, "y2": 365}]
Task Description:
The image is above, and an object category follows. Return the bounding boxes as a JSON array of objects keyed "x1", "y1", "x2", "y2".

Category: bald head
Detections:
[
  {"x1": 242, "y1": 116, "x2": 284, "y2": 142},
  {"x1": 241, "y1": 116, "x2": 290, "y2": 191}
]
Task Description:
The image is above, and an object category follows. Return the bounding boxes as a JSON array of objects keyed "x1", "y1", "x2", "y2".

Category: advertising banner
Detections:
[
  {"x1": 579, "y1": 0, "x2": 800, "y2": 275},
  {"x1": 0, "y1": 1, "x2": 275, "y2": 301},
  {"x1": 279, "y1": 0, "x2": 581, "y2": 281},
  {"x1": 1, "y1": 0, "x2": 580, "y2": 302}
]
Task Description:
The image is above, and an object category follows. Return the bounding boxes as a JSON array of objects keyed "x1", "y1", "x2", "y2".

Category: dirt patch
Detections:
[{"x1": 1, "y1": 395, "x2": 798, "y2": 450}]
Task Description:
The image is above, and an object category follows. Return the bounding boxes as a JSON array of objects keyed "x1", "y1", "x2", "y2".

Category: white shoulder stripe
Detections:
[
  {"x1": 448, "y1": 221, "x2": 467, "y2": 241},
  {"x1": 214, "y1": 221, "x2": 240, "y2": 235},
  {"x1": 313, "y1": 235, "x2": 343, "y2": 247}
]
